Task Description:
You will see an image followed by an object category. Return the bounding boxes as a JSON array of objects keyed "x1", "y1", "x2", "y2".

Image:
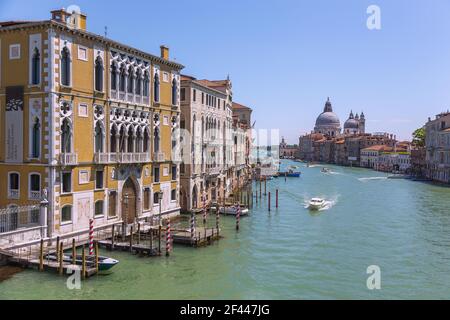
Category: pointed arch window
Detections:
[
  {"x1": 136, "y1": 128, "x2": 143, "y2": 152},
  {"x1": 154, "y1": 127, "x2": 160, "y2": 153},
  {"x1": 143, "y1": 128, "x2": 150, "y2": 153},
  {"x1": 61, "y1": 47, "x2": 71, "y2": 87},
  {"x1": 31, "y1": 118, "x2": 41, "y2": 158},
  {"x1": 127, "y1": 67, "x2": 134, "y2": 94},
  {"x1": 95, "y1": 122, "x2": 104, "y2": 153},
  {"x1": 172, "y1": 78, "x2": 178, "y2": 106},
  {"x1": 119, "y1": 65, "x2": 126, "y2": 92},
  {"x1": 31, "y1": 48, "x2": 40, "y2": 85},
  {"x1": 95, "y1": 56, "x2": 104, "y2": 92},
  {"x1": 111, "y1": 63, "x2": 117, "y2": 91},
  {"x1": 154, "y1": 73, "x2": 160, "y2": 102},
  {"x1": 61, "y1": 118, "x2": 72, "y2": 153},
  {"x1": 143, "y1": 71, "x2": 150, "y2": 97},
  {"x1": 110, "y1": 125, "x2": 117, "y2": 153},
  {"x1": 135, "y1": 69, "x2": 142, "y2": 95},
  {"x1": 127, "y1": 126, "x2": 134, "y2": 153},
  {"x1": 119, "y1": 126, "x2": 126, "y2": 152}
]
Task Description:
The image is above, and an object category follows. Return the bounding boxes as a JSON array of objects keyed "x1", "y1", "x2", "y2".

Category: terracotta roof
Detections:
[
  {"x1": 361, "y1": 145, "x2": 393, "y2": 152},
  {"x1": 0, "y1": 21, "x2": 36, "y2": 27},
  {"x1": 232, "y1": 102, "x2": 252, "y2": 111}
]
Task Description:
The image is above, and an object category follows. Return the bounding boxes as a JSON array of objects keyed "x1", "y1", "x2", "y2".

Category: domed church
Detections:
[
  {"x1": 314, "y1": 98, "x2": 341, "y2": 137},
  {"x1": 314, "y1": 98, "x2": 366, "y2": 137},
  {"x1": 343, "y1": 111, "x2": 365, "y2": 135}
]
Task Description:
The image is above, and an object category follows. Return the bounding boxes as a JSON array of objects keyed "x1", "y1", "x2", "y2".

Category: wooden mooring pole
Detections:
[
  {"x1": 111, "y1": 224, "x2": 115, "y2": 250},
  {"x1": 158, "y1": 225, "x2": 162, "y2": 255},
  {"x1": 276, "y1": 189, "x2": 279, "y2": 209},
  {"x1": 39, "y1": 239, "x2": 44, "y2": 272},
  {"x1": 56, "y1": 236, "x2": 60, "y2": 258},
  {"x1": 59, "y1": 242, "x2": 64, "y2": 275},
  {"x1": 72, "y1": 238, "x2": 76, "y2": 265},
  {"x1": 264, "y1": 178, "x2": 267, "y2": 196},
  {"x1": 81, "y1": 246, "x2": 86, "y2": 280},
  {"x1": 130, "y1": 226, "x2": 134, "y2": 252},
  {"x1": 137, "y1": 223, "x2": 141, "y2": 244},
  {"x1": 95, "y1": 241, "x2": 99, "y2": 274},
  {"x1": 268, "y1": 192, "x2": 271, "y2": 212}
]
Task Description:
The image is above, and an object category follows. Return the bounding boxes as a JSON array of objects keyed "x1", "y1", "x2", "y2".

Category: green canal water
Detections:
[{"x1": 2, "y1": 160, "x2": 450, "y2": 300}]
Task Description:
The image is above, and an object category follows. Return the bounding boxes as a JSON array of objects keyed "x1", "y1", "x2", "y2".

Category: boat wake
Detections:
[
  {"x1": 303, "y1": 195, "x2": 339, "y2": 212},
  {"x1": 358, "y1": 176, "x2": 388, "y2": 182}
]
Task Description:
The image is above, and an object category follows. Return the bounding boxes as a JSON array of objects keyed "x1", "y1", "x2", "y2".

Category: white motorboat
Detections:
[
  {"x1": 308, "y1": 198, "x2": 326, "y2": 211},
  {"x1": 219, "y1": 207, "x2": 249, "y2": 216}
]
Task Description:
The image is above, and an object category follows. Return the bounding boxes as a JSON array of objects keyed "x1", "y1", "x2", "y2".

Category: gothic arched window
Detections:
[
  {"x1": 61, "y1": 118, "x2": 72, "y2": 153},
  {"x1": 61, "y1": 47, "x2": 71, "y2": 86},
  {"x1": 31, "y1": 48, "x2": 40, "y2": 85},
  {"x1": 95, "y1": 56, "x2": 104, "y2": 92},
  {"x1": 110, "y1": 125, "x2": 117, "y2": 152},
  {"x1": 135, "y1": 69, "x2": 142, "y2": 95},
  {"x1": 94, "y1": 122, "x2": 104, "y2": 153},
  {"x1": 154, "y1": 73, "x2": 160, "y2": 102},
  {"x1": 111, "y1": 63, "x2": 117, "y2": 91},
  {"x1": 143, "y1": 128, "x2": 150, "y2": 153},
  {"x1": 127, "y1": 67, "x2": 134, "y2": 94},
  {"x1": 154, "y1": 127, "x2": 160, "y2": 153},
  {"x1": 143, "y1": 71, "x2": 149, "y2": 97},
  {"x1": 32, "y1": 118, "x2": 41, "y2": 158},
  {"x1": 119, "y1": 65, "x2": 126, "y2": 92}
]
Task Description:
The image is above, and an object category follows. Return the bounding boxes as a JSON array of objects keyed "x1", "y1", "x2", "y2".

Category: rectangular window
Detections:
[
  {"x1": 172, "y1": 165, "x2": 177, "y2": 181},
  {"x1": 108, "y1": 191, "x2": 117, "y2": 217},
  {"x1": 78, "y1": 46, "x2": 88, "y2": 61},
  {"x1": 30, "y1": 174, "x2": 40, "y2": 191},
  {"x1": 193, "y1": 89, "x2": 197, "y2": 102},
  {"x1": 171, "y1": 189, "x2": 176, "y2": 201},
  {"x1": 153, "y1": 192, "x2": 160, "y2": 205},
  {"x1": 62, "y1": 172, "x2": 72, "y2": 193},
  {"x1": 202, "y1": 92, "x2": 204, "y2": 104},
  {"x1": 78, "y1": 104, "x2": 88, "y2": 117},
  {"x1": 181, "y1": 88, "x2": 186, "y2": 101},
  {"x1": 9, "y1": 44, "x2": 20, "y2": 60},
  {"x1": 154, "y1": 167, "x2": 160, "y2": 183},
  {"x1": 95, "y1": 170, "x2": 104, "y2": 189},
  {"x1": 61, "y1": 206, "x2": 72, "y2": 223},
  {"x1": 144, "y1": 188, "x2": 151, "y2": 210}
]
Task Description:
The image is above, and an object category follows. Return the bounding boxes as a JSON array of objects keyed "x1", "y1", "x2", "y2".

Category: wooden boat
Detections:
[
  {"x1": 219, "y1": 207, "x2": 250, "y2": 216},
  {"x1": 278, "y1": 170, "x2": 301, "y2": 178},
  {"x1": 46, "y1": 253, "x2": 119, "y2": 271}
]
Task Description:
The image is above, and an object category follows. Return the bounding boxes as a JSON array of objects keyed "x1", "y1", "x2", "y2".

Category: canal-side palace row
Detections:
[
  {"x1": 0, "y1": 8, "x2": 253, "y2": 237},
  {"x1": 294, "y1": 98, "x2": 450, "y2": 184}
]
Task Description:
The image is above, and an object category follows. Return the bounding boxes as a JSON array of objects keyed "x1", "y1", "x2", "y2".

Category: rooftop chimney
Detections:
[
  {"x1": 160, "y1": 45, "x2": 169, "y2": 60},
  {"x1": 51, "y1": 6, "x2": 86, "y2": 31}
]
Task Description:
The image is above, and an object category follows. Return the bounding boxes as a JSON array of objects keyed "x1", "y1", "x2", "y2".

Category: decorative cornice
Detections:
[{"x1": 0, "y1": 20, "x2": 185, "y2": 71}]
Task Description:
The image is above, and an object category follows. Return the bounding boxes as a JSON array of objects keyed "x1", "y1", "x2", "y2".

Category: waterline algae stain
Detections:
[{"x1": 1, "y1": 160, "x2": 450, "y2": 299}]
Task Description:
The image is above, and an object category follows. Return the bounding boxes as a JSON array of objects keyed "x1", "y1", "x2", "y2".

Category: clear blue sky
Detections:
[{"x1": 2, "y1": 0, "x2": 450, "y2": 143}]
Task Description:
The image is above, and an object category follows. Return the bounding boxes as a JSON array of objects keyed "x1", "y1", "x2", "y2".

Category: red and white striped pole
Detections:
[
  {"x1": 166, "y1": 218, "x2": 171, "y2": 256},
  {"x1": 236, "y1": 203, "x2": 241, "y2": 231},
  {"x1": 190, "y1": 214, "x2": 195, "y2": 242},
  {"x1": 89, "y1": 219, "x2": 94, "y2": 256}
]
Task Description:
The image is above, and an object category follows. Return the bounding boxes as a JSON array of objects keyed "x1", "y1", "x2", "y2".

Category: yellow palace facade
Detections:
[{"x1": 0, "y1": 8, "x2": 183, "y2": 237}]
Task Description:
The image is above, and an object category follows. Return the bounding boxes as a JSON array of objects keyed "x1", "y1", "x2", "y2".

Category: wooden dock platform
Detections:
[
  {"x1": 98, "y1": 240, "x2": 160, "y2": 257},
  {"x1": 172, "y1": 227, "x2": 221, "y2": 247}
]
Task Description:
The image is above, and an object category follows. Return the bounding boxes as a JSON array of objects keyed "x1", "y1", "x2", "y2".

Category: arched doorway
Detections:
[{"x1": 122, "y1": 178, "x2": 137, "y2": 224}]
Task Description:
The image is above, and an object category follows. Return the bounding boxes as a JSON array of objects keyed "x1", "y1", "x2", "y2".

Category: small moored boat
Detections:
[
  {"x1": 308, "y1": 198, "x2": 326, "y2": 211},
  {"x1": 219, "y1": 207, "x2": 250, "y2": 216},
  {"x1": 46, "y1": 253, "x2": 119, "y2": 271},
  {"x1": 278, "y1": 169, "x2": 301, "y2": 178}
]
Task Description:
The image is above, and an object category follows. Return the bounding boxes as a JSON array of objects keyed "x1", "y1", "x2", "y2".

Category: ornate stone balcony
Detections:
[
  {"x1": 59, "y1": 153, "x2": 79, "y2": 166},
  {"x1": 95, "y1": 152, "x2": 150, "y2": 164},
  {"x1": 153, "y1": 152, "x2": 165, "y2": 162}
]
